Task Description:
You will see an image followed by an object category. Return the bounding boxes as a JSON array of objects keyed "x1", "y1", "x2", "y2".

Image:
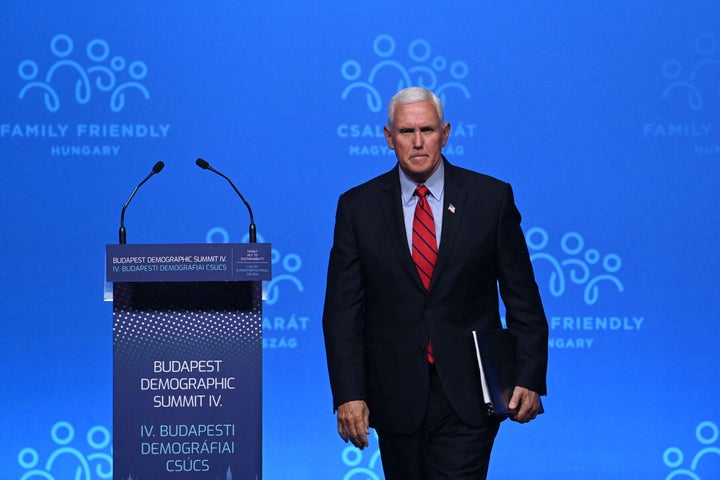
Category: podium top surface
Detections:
[{"x1": 106, "y1": 243, "x2": 271, "y2": 282}]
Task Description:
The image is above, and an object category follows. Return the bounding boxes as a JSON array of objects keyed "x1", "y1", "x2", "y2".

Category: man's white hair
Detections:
[{"x1": 387, "y1": 87, "x2": 445, "y2": 126}]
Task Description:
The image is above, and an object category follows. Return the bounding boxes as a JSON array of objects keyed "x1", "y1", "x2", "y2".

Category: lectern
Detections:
[{"x1": 106, "y1": 243, "x2": 271, "y2": 480}]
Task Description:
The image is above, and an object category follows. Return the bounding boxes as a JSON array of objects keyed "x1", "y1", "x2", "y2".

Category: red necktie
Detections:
[{"x1": 412, "y1": 185, "x2": 437, "y2": 363}]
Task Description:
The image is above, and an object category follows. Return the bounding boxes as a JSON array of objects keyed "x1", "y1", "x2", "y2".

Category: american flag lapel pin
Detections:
[{"x1": 448, "y1": 204, "x2": 456, "y2": 214}]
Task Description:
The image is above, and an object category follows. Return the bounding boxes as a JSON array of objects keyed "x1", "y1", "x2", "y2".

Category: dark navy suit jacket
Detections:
[{"x1": 323, "y1": 159, "x2": 548, "y2": 433}]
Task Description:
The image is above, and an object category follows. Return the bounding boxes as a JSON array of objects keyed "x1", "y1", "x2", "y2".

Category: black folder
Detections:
[{"x1": 471, "y1": 329, "x2": 544, "y2": 418}]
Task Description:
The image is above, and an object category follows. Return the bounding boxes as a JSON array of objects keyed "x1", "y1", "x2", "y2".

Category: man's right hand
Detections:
[{"x1": 337, "y1": 400, "x2": 370, "y2": 449}]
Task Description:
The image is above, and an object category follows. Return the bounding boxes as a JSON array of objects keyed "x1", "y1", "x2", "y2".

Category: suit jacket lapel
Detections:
[
  {"x1": 378, "y1": 166, "x2": 426, "y2": 290},
  {"x1": 431, "y1": 159, "x2": 466, "y2": 289}
]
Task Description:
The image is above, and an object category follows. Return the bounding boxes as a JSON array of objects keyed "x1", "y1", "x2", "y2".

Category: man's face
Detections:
[{"x1": 384, "y1": 99, "x2": 451, "y2": 184}]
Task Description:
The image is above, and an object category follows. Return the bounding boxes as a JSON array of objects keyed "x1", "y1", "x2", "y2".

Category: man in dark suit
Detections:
[{"x1": 322, "y1": 87, "x2": 548, "y2": 479}]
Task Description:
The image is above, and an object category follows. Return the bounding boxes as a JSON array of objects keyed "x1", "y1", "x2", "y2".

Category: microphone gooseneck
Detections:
[
  {"x1": 119, "y1": 161, "x2": 165, "y2": 244},
  {"x1": 195, "y1": 158, "x2": 256, "y2": 243}
]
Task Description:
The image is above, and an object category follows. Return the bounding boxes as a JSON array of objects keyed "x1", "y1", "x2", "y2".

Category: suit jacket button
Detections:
[{"x1": 425, "y1": 300, "x2": 431, "y2": 309}]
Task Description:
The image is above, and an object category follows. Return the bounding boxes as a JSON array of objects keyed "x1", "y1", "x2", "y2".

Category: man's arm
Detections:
[
  {"x1": 495, "y1": 183, "x2": 549, "y2": 406},
  {"x1": 322, "y1": 194, "x2": 370, "y2": 433}
]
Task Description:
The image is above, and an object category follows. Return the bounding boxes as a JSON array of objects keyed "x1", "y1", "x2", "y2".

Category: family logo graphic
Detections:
[
  {"x1": 206, "y1": 228, "x2": 308, "y2": 350},
  {"x1": 525, "y1": 227, "x2": 643, "y2": 350},
  {"x1": 340, "y1": 430, "x2": 382, "y2": 480},
  {"x1": 205, "y1": 227, "x2": 304, "y2": 305},
  {"x1": 18, "y1": 33, "x2": 150, "y2": 113},
  {"x1": 263, "y1": 243, "x2": 307, "y2": 350},
  {"x1": 661, "y1": 33, "x2": 720, "y2": 112},
  {"x1": 16, "y1": 421, "x2": 112, "y2": 480},
  {"x1": 265, "y1": 246, "x2": 304, "y2": 306},
  {"x1": 525, "y1": 227, "x2": 623, "y2": 305},
  {"x1": 4, "y1": 33, "x2": 168, "y2": 157},
  {"x1": 337, "y1": 34, "x2": 476, "y2": 158},
  {"x1": 340, "y1": 34, "x2": 470, "y2": 113},
  {"x1": 644, "y1": 32, "x2": 720, "y2": 156},
  {"x1": 663, "y1": 420, "x2": 720, "y2": 479}
]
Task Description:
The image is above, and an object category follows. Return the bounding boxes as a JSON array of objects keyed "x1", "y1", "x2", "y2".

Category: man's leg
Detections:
[
  {"x1": 377, "y1": 427, "x2": 426, "y2": 480},
  {"x1": 377, "y1": 365, "x2": 501, "y2": 479},
  {"x1": 425, "y1": 365, "x2": 500, "y2": 479}
]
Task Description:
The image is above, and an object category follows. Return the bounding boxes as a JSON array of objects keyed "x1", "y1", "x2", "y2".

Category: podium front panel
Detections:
[{"x1": 113, "y1": 281, "x2": 262, "y2": 480}]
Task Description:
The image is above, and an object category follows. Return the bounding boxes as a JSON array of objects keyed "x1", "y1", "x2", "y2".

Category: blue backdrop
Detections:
[{"x1": 1, "y1": 1, "x2": 719, "y2": 478}]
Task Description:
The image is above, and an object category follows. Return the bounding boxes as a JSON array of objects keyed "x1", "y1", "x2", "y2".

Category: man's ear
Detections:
[
  {"x1": 441, "y1": 122, "x2": 451, "y2": 147},
  {"x1": 384, "y1": 126, "x2": 394, "y2": 149}
]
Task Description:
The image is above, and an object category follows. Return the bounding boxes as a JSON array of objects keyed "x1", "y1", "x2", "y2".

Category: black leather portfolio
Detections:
[{"x1": 471, "y1": 328, "x2": 544, "y2": 418}]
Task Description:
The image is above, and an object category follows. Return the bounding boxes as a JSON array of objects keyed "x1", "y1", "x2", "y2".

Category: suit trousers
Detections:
[{"x1": 377, "y1": 364, "x2": 501, "y2": 480}]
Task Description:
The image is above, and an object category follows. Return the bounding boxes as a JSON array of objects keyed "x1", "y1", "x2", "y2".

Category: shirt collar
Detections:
[{"x1": 400, "y1": 160, "x2": 445, "y2": 205}]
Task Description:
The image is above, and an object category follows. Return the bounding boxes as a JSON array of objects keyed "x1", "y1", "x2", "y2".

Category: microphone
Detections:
[
  {"x1": 195, "y1": 158, "x2": 256, "y2": 243},
  {"x1": 118, "y1": 161, "x2": 164, "y2": 244}
]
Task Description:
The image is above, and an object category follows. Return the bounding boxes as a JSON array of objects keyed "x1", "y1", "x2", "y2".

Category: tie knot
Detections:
[{"x1": 415, "y1": 184, "x2": 430, "y2": 198}]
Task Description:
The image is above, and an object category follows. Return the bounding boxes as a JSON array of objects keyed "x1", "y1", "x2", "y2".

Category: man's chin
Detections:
[{"x1": 401, "y1": 159, "x2": 438, "y2": 182}]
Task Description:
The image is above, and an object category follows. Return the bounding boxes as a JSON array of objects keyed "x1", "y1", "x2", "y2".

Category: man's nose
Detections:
[{"x1": 412, "y1": 131, "x2": 424, "y2": 147}]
